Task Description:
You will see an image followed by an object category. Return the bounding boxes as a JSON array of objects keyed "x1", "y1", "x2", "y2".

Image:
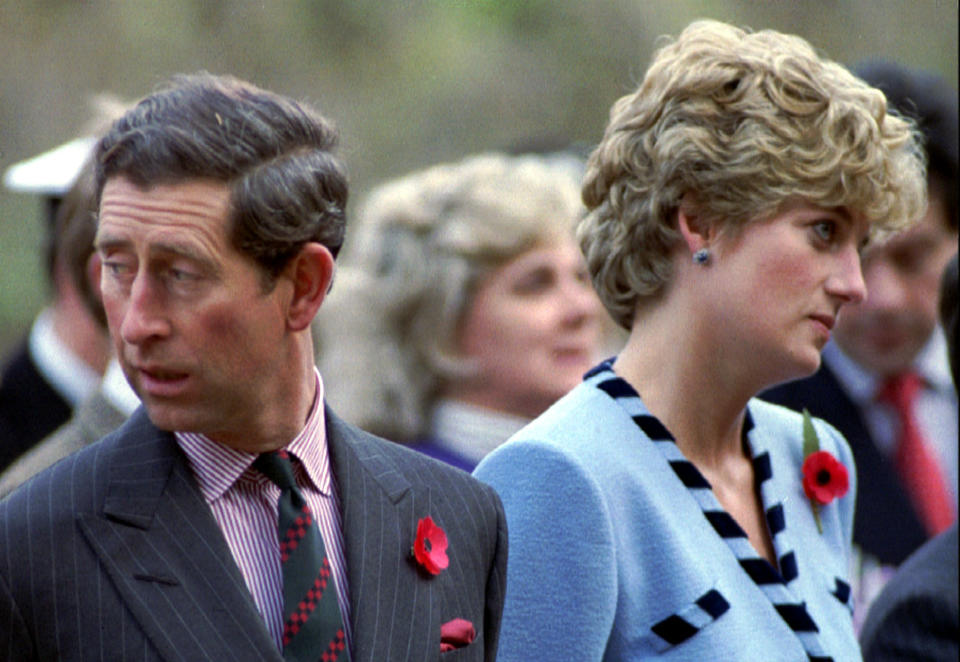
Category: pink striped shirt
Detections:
[{"x1": 175, "y1": 369, "x2": 352, "y2": 651}]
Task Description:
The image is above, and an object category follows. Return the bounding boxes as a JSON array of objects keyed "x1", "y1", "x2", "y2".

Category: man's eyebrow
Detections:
[
  {"x1": 93, "y1": 234, "x2": 130, "y2": 253},
  {"x1": 94, "y1": 235, "x2": 220, "y2": 273},
  {"x1": 149, "y1": 241, "x2": 212, "y2": 265}
]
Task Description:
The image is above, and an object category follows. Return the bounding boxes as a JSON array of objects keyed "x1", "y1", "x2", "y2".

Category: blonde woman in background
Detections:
[{"x1": 316, "y1": 152, "x2": 610, "y2": 471}]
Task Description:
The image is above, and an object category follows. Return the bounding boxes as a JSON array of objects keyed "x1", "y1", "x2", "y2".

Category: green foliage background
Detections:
[{"x1": 1, "y1": 0, "x2": 956, "y2": 352}]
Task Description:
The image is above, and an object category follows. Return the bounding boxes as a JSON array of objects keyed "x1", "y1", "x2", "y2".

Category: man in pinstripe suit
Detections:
[{"x1": 0, "y1": 73, "x2": 506, "y2": 662}]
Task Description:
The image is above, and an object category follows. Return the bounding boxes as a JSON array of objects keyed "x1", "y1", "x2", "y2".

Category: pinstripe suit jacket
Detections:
[{"x1": 0, "y1": 405, "x2": 507, "y2": 661}]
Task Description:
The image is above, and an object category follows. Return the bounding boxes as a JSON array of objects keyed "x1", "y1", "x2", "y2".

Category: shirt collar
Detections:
[
  {"x1": 823, "y1": 328, "x2": 954, "y2": 403},
  {"x1": 428, "y1": 399, "x2": 529, "y2": 465},
  {"x1": 176, "y1": 367, "x2": 330, "y2": 503},
  {"x1": 28, "y1": 307, "x2": 101, "y2": 407}
]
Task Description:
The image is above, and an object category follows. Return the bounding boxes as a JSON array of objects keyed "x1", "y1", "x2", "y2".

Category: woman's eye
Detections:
[
  {"x1": 813, "y1": 221, "x2": 837, "y2": 243},
  {"x1": 512, "y1": 269, "x2": 553, "y2": 295}
]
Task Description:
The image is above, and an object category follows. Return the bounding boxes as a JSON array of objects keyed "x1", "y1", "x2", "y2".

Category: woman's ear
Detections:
[
  {"x1": 284, "y1": 242, "x2": 335, "y2": 331},
  {"x1": 676, "y1": 193, "x2": 713, "y2": 255}
]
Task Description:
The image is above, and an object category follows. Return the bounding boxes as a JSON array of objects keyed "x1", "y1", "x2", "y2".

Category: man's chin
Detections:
[{"x1": 142, "y1": 402, "x2": 198, "y2": 434}]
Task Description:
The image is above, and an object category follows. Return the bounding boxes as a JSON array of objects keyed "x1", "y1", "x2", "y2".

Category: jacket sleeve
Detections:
[
  {"x1": 474, "y1": 439, "x2": 617, "y2": 662},
  {"x1": 483, "y1": 485, "x2": 509, "y2": 662}
]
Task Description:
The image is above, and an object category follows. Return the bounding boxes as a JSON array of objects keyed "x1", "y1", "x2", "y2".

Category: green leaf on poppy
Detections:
[
  {"x1": 802, "y1": 408, "x2": 820, "y2": 458},
  {"x1": 802, "y1": 408, "x2": 824, "y2": 533}
]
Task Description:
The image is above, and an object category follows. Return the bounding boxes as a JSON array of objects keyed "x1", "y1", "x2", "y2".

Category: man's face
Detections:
[
  {"x1": 833, "y1": 192, "x2": 957, "y2": 377},
  {"x1": 96, "y1": 177, "x2": 293, "y2": 446}
]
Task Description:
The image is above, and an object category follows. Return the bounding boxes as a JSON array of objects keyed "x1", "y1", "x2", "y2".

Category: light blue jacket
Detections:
[{"x1": 474, "y1": 366, "x2": 861, "y2": 661}]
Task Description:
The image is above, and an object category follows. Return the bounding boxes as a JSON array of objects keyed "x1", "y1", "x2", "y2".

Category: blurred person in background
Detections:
[
  {"x1": 762, "y1": 60, "x2": 959, "y2": 625},
  {"x1": 475, "y1": 20, "x2": 925, "y2": 660},
  {"x1": 0, "y1": 156, "x2": 139, "y2": 499},
  {"x1": 859, "y1": 253, "x2": 958, "y2": 662},
  {"x1": 0, "y1": 131, "x2": 111, "y2": 469},
  {"x1": 316, "y1": 152, "x2": 610, "y2": 472}
]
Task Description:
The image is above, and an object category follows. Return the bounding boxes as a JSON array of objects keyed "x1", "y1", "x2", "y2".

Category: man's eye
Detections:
[
  {"x1": 169, "y1": 268, "x2": 197, "y2": 282},
  {"x1": 104, "y1": 261, "x2": 130, "y2": 276}
]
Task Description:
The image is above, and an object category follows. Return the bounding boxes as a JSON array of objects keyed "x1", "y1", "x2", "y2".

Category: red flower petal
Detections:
[
  {"x1": 413, "y1": 516, "x2": 449, "y2": 575},
  {"x1": 802, "y1": 451, "x2": 849, "y2": 505}
]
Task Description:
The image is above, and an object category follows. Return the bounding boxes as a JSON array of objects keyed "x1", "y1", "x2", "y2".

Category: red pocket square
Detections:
[{"x1": 440, "y1": 618, "x2": 476, "y2": 652}]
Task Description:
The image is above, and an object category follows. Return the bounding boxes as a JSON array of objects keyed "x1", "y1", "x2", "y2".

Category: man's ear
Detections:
[
  {"x1": 284, "y1": 242, "x2": 335, "y2": 332},
  {"x1": 676, "y1": 193, "x2": 714, "y2": 256}
]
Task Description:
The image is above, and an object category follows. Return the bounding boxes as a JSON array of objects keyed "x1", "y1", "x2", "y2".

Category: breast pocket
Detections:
[
  {"x1": 828, "y1": 576, "x2": 854, "y2": 614},
  {"x1": 640, "y1": 587, "x2": 731, "y2": 653}
]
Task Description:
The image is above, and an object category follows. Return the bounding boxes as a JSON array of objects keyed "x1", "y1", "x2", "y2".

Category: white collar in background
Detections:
[
  {"x1": 429, "y1": 399, "x2": 530, "y2": 466},
  {"x1": 824, "y1": 328, "x2": 954, "y2": 406},
  {"x1": 101, "y1": 358, "x2": 141, "y2": 416},
  {"x1": 28, "y1": 307, "x2": 101, "y2": 407}
]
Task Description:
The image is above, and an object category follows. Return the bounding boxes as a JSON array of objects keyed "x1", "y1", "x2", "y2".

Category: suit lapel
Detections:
[
  {"x1": 326, "y1": 407, "x2": 440, "y2": 662},
  {"x1": 77, "y1": 412, "x2": 282, "y2": 662}
]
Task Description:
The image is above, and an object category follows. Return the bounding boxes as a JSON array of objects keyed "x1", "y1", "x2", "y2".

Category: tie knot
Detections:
[
  {"x1": 877, "y1": 371, "x2": 923, "y2": 411},
  {"x1": 254, "y1": 450, "x2": 298, "y2": 490}
]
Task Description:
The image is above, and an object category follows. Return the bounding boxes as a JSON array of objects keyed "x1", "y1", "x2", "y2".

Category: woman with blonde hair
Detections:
[
  {"x1": 474, "y1": 20, "x2": 926, "y2": 660},
  {"x1": 316, "y1": 151, "x2": 608, "y2": 471}
]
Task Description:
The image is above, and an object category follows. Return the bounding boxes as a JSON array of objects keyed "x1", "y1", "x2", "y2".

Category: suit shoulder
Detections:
[
  {"x1": 0, "y1": 410, "x2": 150, "y2": 515},
  {"x1": 329, "y1": 410, "x2": 503, "y2": 506},
  {"x1": 748, "y1": 397, "x2": 853, "y2": 465}
]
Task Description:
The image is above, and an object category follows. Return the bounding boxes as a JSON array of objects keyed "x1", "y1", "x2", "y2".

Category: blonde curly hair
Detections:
[
  {"x1": 316, "y1": 152, "x2": 586, "y2": 441},
  {"x1": 580, "y1": 19, "x2": 927, "y2": 329}
]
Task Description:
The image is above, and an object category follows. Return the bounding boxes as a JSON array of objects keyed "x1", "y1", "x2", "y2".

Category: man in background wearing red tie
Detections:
[{"x1": 763, "y1": 59, "x2": 958, "y2": 628}]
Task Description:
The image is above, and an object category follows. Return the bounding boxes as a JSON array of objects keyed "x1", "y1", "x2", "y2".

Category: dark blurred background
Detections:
[{"x1": 1, "y1": 0, "x2": 957, "y2": 353}]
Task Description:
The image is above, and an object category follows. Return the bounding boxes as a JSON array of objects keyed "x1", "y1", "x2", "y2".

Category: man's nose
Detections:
[
  {"x1": 119, "y1": 275, "x2": 171, "y2": 344},
  {"x1": 858, "y1": 259, "x2": 912, "y2": 311}
]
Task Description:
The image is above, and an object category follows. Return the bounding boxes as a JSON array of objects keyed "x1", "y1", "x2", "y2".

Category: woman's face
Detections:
[
  {"x1": 704, "y1": 201, "x2": 869, "y2": 387},
  {"x1": 453, "y1": 238, "x2": 606, "y2": 418}
]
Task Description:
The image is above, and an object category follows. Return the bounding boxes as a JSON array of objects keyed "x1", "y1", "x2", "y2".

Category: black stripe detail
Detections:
[
  {"x1": 775, "y1": 603, "x2": 819, "y2": 632},
  {"x1": 583, "y1": 359, "x2": 613, "y2": 380},
  {"x1": 780, "y1": 551, "x2": 798, "y2": 582},
  {"x1": 695, "y1": 589, "x2": 730, "y2": 619},
  {"x1": 743, "y1": 409, "x2": 755, "y2": 434},
  {"x1": 740, "y1": 558, "x2": 783, "y2": 585},
  {"x1": 650, "y1": 614, "x2": 698, "y2": 645},
  {"x1": 704, "y1": 511, "x2": 747, "y2": 538},
  {"x1": 596, "y1": 378, "x2": 637, "y2": 399},
  {"x1": 766, "y1": 503, "x2": 785, "y2": 535},
  {"x1": 670, "y1": 461, "x2": 711, "y2": 489},
  {"x1": 634, "y1": 415, "x2": 673, "y2": 441},
  {"x1": 809, "y1": 656, "x2": 834, "y2": 662},
  {"x1": 832, "y1": 578, "x2": 851, "y2": 604},
  {"x1": 753, "y1": 452, "x2": 772, "y2": 483}
]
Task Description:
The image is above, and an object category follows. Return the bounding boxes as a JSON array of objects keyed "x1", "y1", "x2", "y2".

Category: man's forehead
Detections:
[{"x1": 96, "y1": 177, "x2": 232, "y2": 254}]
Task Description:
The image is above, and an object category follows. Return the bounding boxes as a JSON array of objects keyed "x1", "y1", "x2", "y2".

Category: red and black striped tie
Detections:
[{"x1": 255, "y1": 450, "x2": 350, "y2": 662}]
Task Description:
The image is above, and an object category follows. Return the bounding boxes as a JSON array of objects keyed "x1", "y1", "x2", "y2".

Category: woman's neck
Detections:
[{"x1": 614, "y1": 303, "x2": 754, "y2": 472}]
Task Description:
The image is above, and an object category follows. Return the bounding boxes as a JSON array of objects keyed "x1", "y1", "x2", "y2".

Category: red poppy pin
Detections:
[
  {"x1": 412, "y1": 516, "x2": 449, "y2": 575},
  {"x1": 801, "y1": 408, "x2": 849, "y2": 533}
]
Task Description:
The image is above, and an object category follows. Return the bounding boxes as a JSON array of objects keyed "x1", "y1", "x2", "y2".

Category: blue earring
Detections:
[{"x1": 693, "y1": 248, "x2": 710, "y2": 265}]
